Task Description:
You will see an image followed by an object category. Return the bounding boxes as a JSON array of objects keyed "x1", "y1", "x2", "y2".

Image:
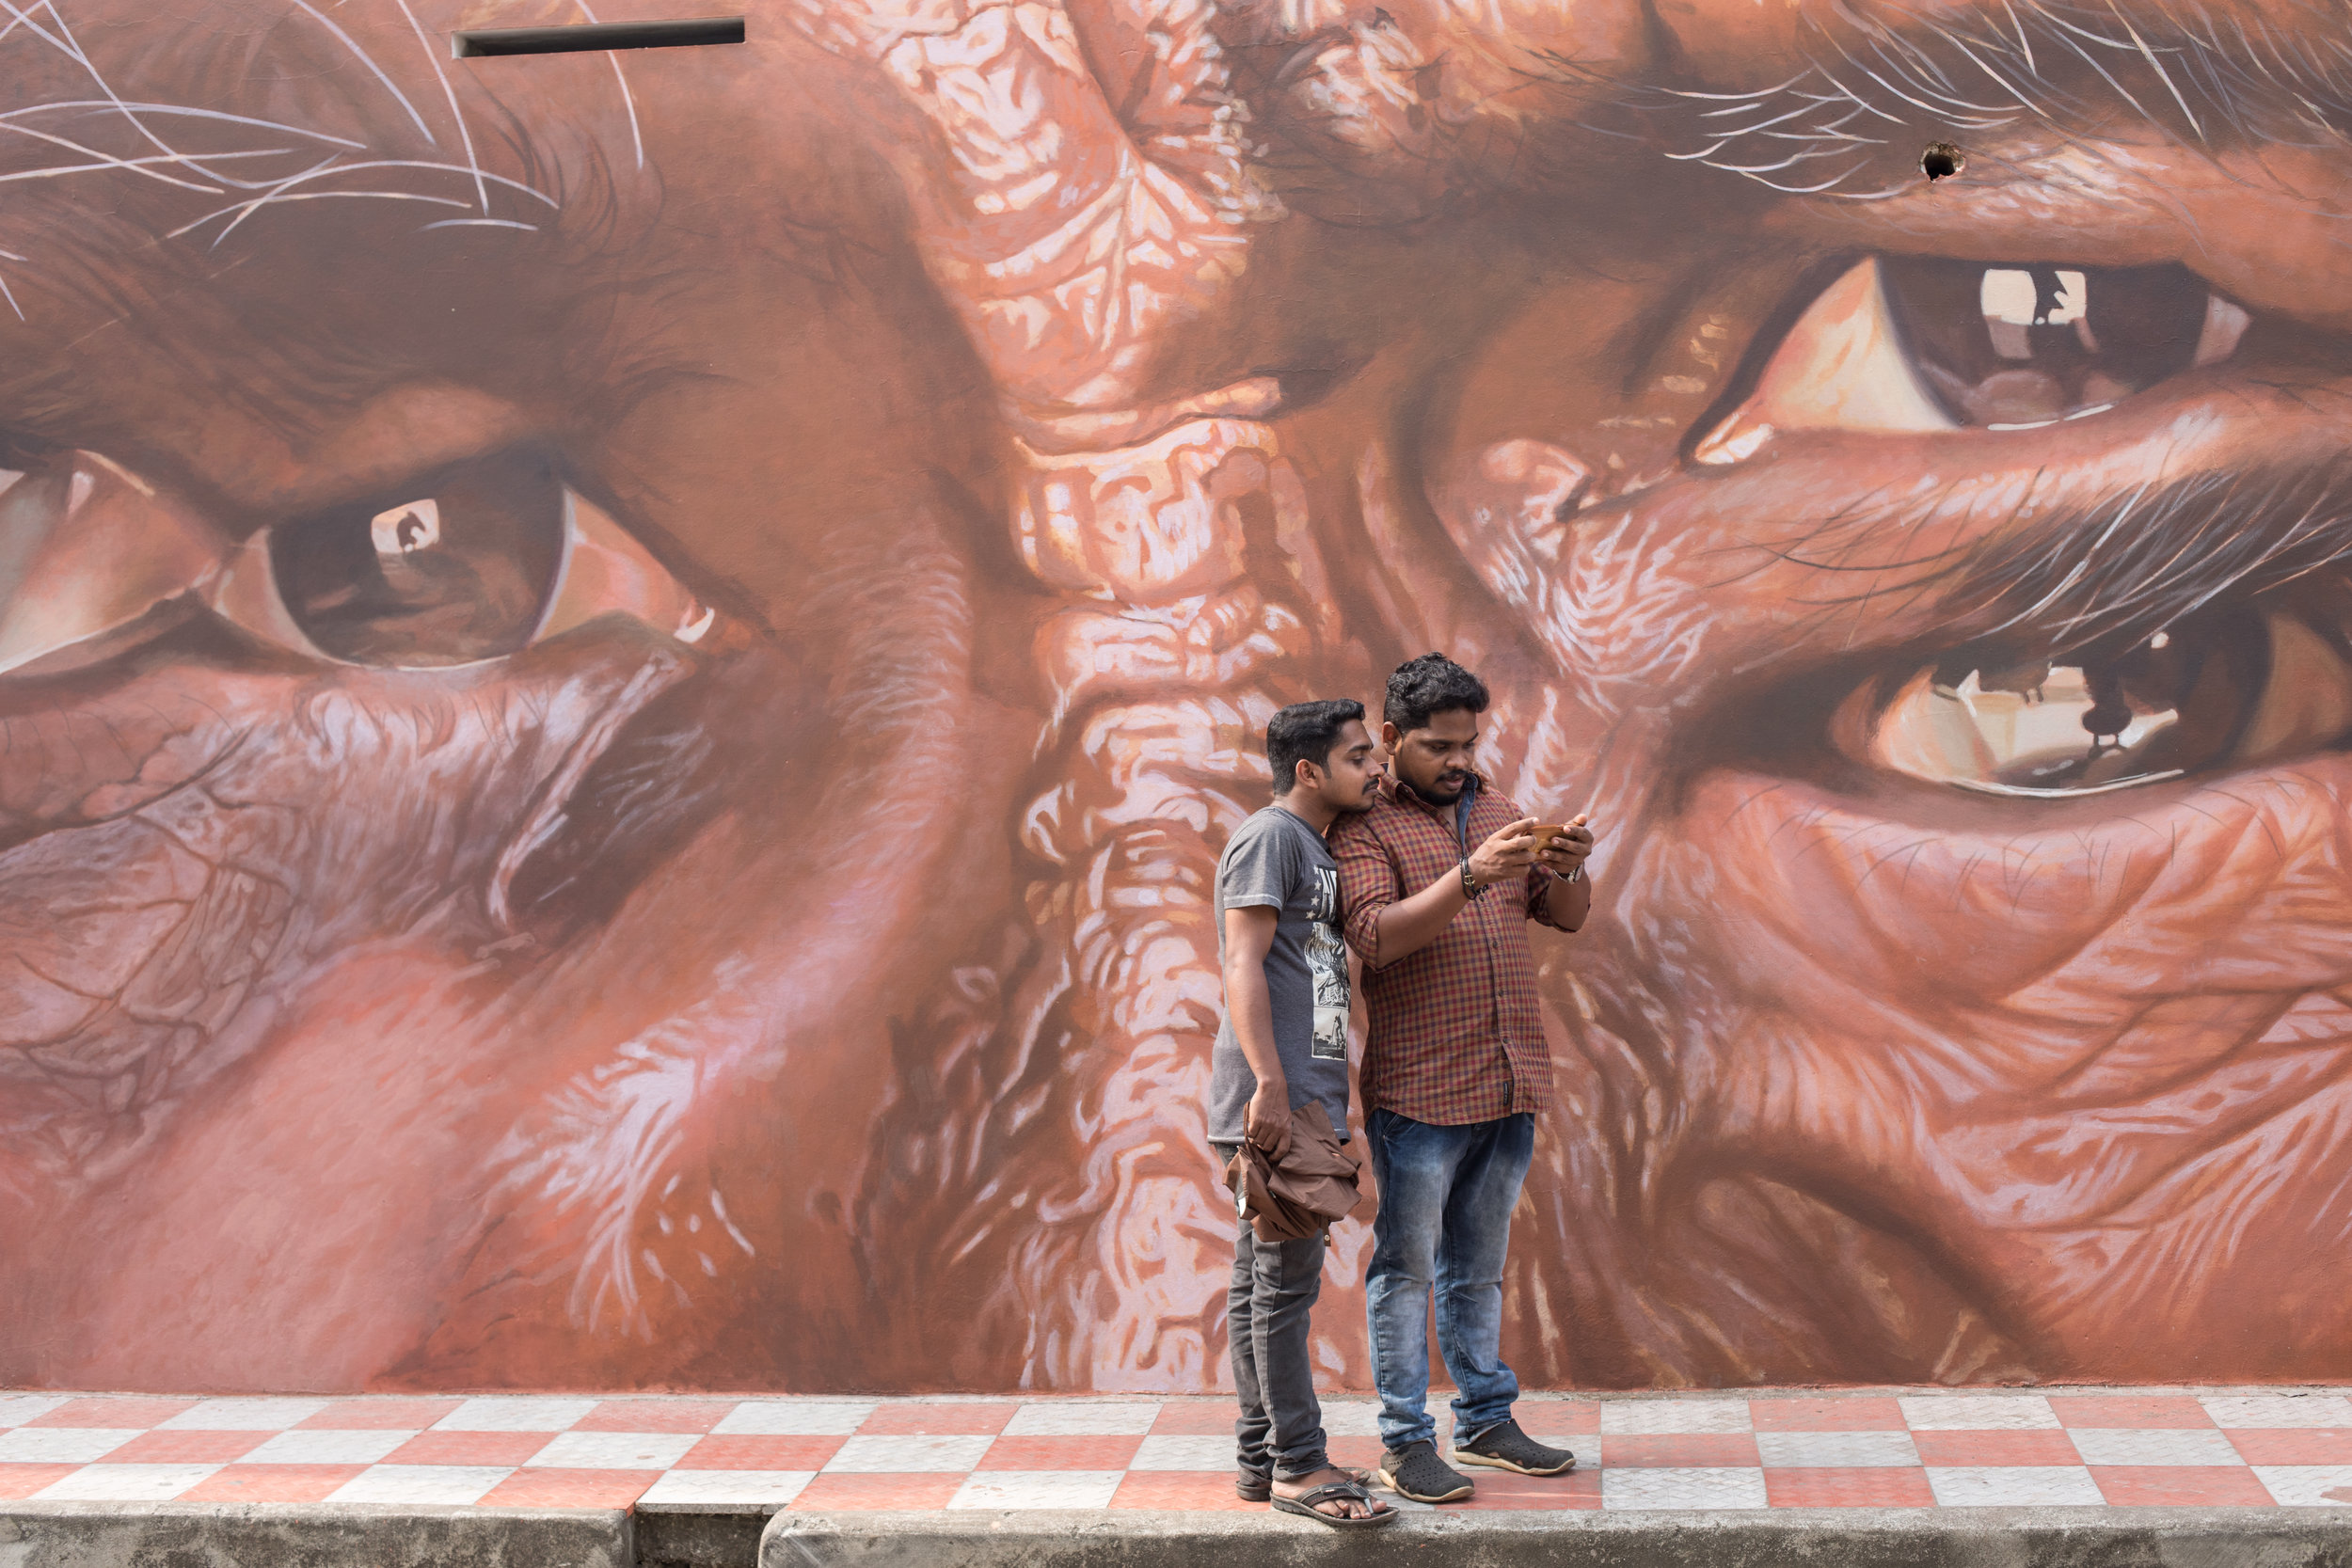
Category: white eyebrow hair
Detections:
[
  {"x1": 0, "y1": 0, "x2": 679, "y2": 318},
  {"x1": 1552, "y1": 0, "x2": 2352, "y2": 198},
  {"x1": 285, "y1": 0, "x2": 438, "y2": 147}
]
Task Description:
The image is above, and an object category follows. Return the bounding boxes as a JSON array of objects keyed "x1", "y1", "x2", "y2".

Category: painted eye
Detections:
[
  {"x1": 1696, "y1": 258, "x2": 2251, "y2": 460},
  {"x1": 212, "y1": 451, "x2": 710, "y2": 668},
  {"x1": 1838, "y1": 604, "x2": 2352, "y2": 798}
]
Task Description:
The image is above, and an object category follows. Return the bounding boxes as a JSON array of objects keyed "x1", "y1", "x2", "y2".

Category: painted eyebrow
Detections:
[{"x1": 1586, "y1": 0, "x2": 2352, "y2": 198}]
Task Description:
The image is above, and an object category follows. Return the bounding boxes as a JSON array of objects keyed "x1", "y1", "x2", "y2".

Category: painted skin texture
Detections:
[{"x1": 0, "y1": 0, "x2": 2348, "y2": 1391}]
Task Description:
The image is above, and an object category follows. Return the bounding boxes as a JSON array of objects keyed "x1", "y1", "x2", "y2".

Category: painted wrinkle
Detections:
[
  {"x1": 1407, "y1": 259, "x2": 2352, "y2": 1376},
  {"x1": 793, "y1": 0, "x2": 1364, "y2": 1383},
  {"x1": 0, "y1": 637, "x2": 694, "y2": 1217}
]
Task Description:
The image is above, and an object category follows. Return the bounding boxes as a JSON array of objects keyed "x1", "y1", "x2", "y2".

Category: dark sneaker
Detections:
[
  {"x1": 1377, "y1": 1439, "x2": 1474, "y2": 1503},
  {"x1": 1454, "y1": 1418, "x2": 1577, "y2": 1476}
]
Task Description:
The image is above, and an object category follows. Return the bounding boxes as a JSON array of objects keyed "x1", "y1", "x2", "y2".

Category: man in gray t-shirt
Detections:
[
  {"x1": 1208, "y1": 811, "x2": 1351, "y2": 1144},
  {"x1": 1210, "y1": 698, "x2": 1390, "y2": 1528}
]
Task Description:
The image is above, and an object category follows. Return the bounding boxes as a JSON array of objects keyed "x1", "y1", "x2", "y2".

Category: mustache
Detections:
[{"x1": 1772, "y1": 457, "x2": 2352, "y2": 662}]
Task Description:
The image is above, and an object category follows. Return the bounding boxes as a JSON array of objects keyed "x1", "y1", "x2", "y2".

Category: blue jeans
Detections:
[{"x1": 1364, "y1": 1109, "x2": 1534, "y2": 1451}]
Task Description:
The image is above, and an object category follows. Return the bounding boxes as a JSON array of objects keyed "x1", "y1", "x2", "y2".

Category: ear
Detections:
[{"x1": 1381, "y1": 721, "x2": 1401, "y2": 749}]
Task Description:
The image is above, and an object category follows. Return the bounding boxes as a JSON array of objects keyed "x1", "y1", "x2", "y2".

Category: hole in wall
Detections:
[
  {"x1": 1921, "y1": 142, "x2": 1966, "y2": 182},
  {"x1": 453, "y1": 16, "x2": 745, "y2": 57}
]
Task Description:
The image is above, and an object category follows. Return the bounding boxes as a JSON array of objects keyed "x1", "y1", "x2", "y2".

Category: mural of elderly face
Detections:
[{"x1": 1, "y1": 0, "x2": 2347, "y2": 1392}]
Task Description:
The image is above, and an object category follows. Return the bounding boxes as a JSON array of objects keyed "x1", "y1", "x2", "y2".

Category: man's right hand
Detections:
[
  {"x1": 1245, "y1": 1078, "x2": 1292, "y2": 1159},
  {"x1": 1467, "y1": 817, "x2": 1540, "y2": 889}
]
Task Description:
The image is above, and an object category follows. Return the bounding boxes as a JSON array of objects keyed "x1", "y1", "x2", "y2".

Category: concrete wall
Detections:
[{"x1": 1, "y1": 0, "x2": 2345, "y2": 1394}]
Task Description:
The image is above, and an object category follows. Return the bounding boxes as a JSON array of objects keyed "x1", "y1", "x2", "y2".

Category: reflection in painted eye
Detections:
[
  {"x1": 1879, "y1": 259, "x2": 2250, "y2": 430},
  {"x1": 1843, "y1": 608, "x2": 2352, "y2": 797},
  {"x1": 212, "y1": 451, "x2": 711, "y2": 669},
  {"x1": 1695, "y1": 258, "x2": 2251, "y2": 461}
]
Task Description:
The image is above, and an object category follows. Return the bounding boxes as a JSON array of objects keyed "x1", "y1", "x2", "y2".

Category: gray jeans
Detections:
[{"x1": 1214, "y1": 1144, "x2": 1331, "y2": 1481}]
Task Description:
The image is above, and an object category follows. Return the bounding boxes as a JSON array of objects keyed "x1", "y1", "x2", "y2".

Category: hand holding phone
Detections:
[{"x1": 1529, "y1": 813, "x2": 1594, "y2": 873}]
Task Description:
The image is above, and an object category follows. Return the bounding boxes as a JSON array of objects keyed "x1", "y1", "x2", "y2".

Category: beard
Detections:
[{"x1": 1400, "y1": 768, "x2": 1471, "y2": 806}]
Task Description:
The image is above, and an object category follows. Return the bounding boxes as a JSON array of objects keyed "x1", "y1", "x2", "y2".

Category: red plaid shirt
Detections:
[{"x1": 1331, "y1": 776, "x2": 1566, "y2": 1125}]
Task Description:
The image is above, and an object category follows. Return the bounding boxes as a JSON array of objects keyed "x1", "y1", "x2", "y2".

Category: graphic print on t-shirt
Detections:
[{"x1": 1306, "y1": 864, "x2": 1349, "y2": 1060}]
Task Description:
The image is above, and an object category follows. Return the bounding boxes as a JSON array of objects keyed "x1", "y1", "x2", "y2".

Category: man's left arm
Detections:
[{"x1": 1526, "y1": 816, "x2": 1594, "y2": 932}]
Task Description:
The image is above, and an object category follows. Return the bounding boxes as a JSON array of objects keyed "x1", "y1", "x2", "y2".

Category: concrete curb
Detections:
[
  {"x1": 762, "y1": 1507, "x2": 2352, "y2": 1567},
  {"x1": 0, "y1": 1502, "x2": 631, "y2": 1567}
]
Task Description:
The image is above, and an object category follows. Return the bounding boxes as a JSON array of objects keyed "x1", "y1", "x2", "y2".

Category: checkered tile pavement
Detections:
[{"x1": 5, "y1": 1391, "x2": 2352, "y2": 1512}]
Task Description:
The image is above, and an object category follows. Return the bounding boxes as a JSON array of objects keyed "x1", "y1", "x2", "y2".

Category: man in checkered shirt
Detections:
[{"x1": 1331, "y1": 653, "x2": 1595, "y2": 1504}]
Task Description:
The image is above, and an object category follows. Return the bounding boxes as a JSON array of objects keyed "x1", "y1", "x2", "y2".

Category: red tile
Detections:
[
  {"x1": 575, "y1": 1400, "x2": 737, "y2": 1434},
  {"x1": 25, "y1": 1398, "x2": 199, "y2": 1429},
  {"x1": 1911, "y1": 1430, "x2": 2081, "y2": 1466},
  {"x1": 297, "y1": 1400, "x2": 465, "y2": 1431},
  {"x1": 1751, "y1": 1398, "x2": 1908, "y2": 1432},
  {"x1": 1765, "y1": 1467, "x2": 1935, "y2": 1508},
  {"x1": 180, "y1": 1465, "x2": 366, "y2": 1503},
  {"x1": 2048, "y1": 1396, "x2": 2213, "y2": 1430},
  {"x1": 1150, "y1": 1402, "x2": 1239, "y2": 1435},
  {"x1": 1111, "y1": 1472, "x2": 1265, "y2": 1511},
  {"x1": 103, "y1": 1430, "x2": 270, "y2": 1465},
  {"x1": 1515, "y1": 1402, "x2": 1603, "y2": 1435},
  {"x1": 2092, "y1": 1466, "x2": 2273, "y2": 1507},
  {"x1": 1600, "y1": 1433, "x2": 1760, "y2": 1467},
  {"x1": 978, "y1": 1435, "x2": 1142, "y2": 1470},
  {"x1": 787, "y1": 1473, "x2": 964, "y2": 1511},
  {"x1": 1454, "y1": 1469, "x2": 1601, "y2": 1511},
  {"x1": 2221, "y1": 1429, "x2": 2352, "y2": 1465},
  {"x1": 856, "y1": 1404, "x2": 1016, "y2": 1436},
  {"x1": 384, "y1": 1431, "x2": 556, "y2": 1466},
  {"x1": 0, "y1": 1465, "x2": 78, "y2": 1500},
  {"x1": 481, "y1": 1468, "x2": 660, "y2": 1508},
  {"x1": 677, "y1": 1434, "x2": 844, "y2": 1471},
  {"x1": 1328, "y1": 1435, "x2": 1385, "y2": 1469}
]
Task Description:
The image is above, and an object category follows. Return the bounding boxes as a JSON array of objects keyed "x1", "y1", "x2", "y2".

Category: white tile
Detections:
[
  {"x1": 1899, "y1": 1396, "x2": 2060, "y2": 1432},
  {"x1": 431, "y1": 1398, "x2": 599, "y2": 1433},
  {"x1": 2254, "y1": 1465, "x2": 2352, "y2": 1506},
  {"x1": 1927, "y1": 1466, "x2": 2103, "y2": 1506},
  {"x1": 243, "y1": 1429, "x2": 418, "y2": 1465},
  {"x1": 0, "y1": 1397, "x2": 68, "y2": 1428},
  {"x1": 1130, "y1": 1435, "x2": 1237, "y2": 1471},
  {"x1": 713, "y1": 1402, "x2": 876, "y2": 1436},
  {"x1": 1599, "y1": 1401, "x2": 1753, "y2": 1433},
  {"x1": 823, "y1": 1434, "x2": 994, "y2": 1473},
  {"x1": 1754, "y1": 1431, "x2": 1920, "y2": 1468},
  {"x1": 638, "y1": 1469, "x2": 815, "y2": 1505},
  {"x1": 2067, "y1": 1428, "x2": 2243, "y2": 1466},
  {"x1": 1601, "y1": 1466, "x2": 1769, "y2": 1510},
  {"x1": 0, "y1": 1429, "x2": 140, "y2": 1463},
  {"x1": 34, "y1": 1465, "x2": 221, "y2": 1501},
  {"x1": 156, "y1": 1398, "x2": 334, "y2": 1432},
  {"x1": 1003, "y1": 1402, "x2": 1160, "y2": 1435},
  {"x1": 1318, "y1": 1403, "x2": 1382, "y2": 1436},
  {"x1": 2206, "y1": 1396, "x2": 2352, "y2": 1430},
  {"x1": 327, "y1": 1465, "x2": 514, "y2": 1504},
  {"x1": 524, "y1": 1431, "x2": 701, "y2": 1470},
  {"x1": 947, "y1": 1471, "x2": 1124, "y2": 1510}
]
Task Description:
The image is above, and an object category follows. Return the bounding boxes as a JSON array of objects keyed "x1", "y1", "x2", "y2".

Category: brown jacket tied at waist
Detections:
[{"x1": 1225, "y1": 1101, "x2": 1365, "y2": 1243}]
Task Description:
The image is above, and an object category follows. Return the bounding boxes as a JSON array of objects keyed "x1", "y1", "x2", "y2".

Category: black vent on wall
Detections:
[{"x1": 453, "y1": 16, "x2": 745, "y2": 56}]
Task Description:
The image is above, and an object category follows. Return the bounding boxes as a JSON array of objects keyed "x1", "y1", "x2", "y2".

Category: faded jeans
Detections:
[
  {"x1": 1363, "y1": 1109, "x2": 1535, "y2": 1451},
  {"x1": 1214, "y1": 1143, "x2": 1331, "y2": 1482}
]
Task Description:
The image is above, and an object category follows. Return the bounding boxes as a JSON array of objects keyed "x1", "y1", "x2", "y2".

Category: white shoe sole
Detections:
[{"x1": 1453, "y1": 1448, "x2": 1577, "y2": 1477}]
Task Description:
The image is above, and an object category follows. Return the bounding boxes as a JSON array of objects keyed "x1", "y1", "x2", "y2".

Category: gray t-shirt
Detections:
[{"x1": 1208, "y1": 805, "x2": 1352, "y2": 1145}]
